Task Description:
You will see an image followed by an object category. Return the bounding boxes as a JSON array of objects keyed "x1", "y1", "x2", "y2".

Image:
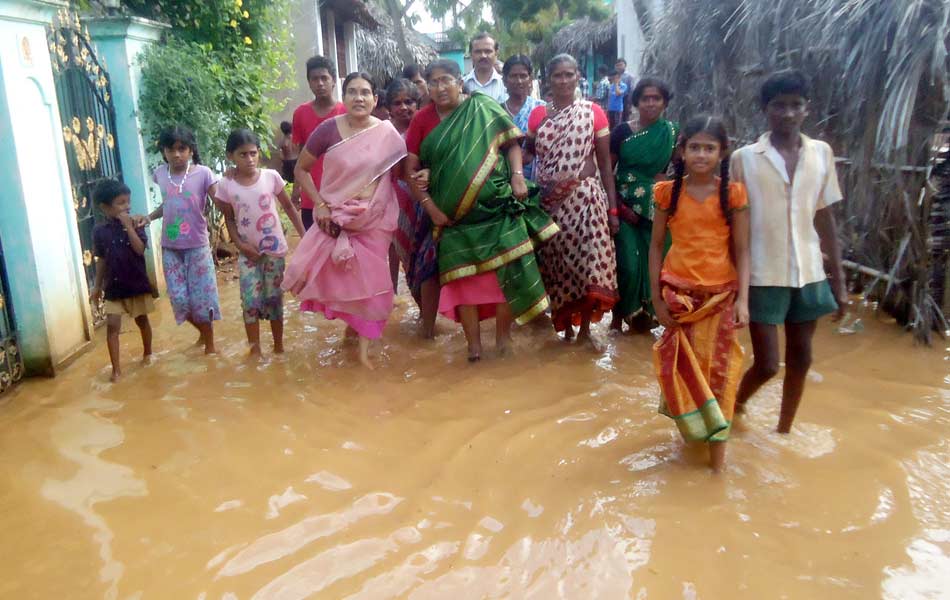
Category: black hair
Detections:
[
  {"x1": 608, "y1": 69, "x2": 619, "y2": 77},
  {"x1": 384, "y1": 78, "x2": 420, "y2": 107},
  {"x1": 615, "y1": 57, "x2": 627, "y2": 65},
  {"x1": 631, "y1": 77, "x2": 672, "y2": 105},
  {"x1": 424, "y1": 58, "x2": 462, "y2": 81},
  {"x1": 342, "y1": 71, "x2": 377, "y2": 95},
  {"x1": 759, "y1": 69, "x2": 809, "y2": 107},
  {"x1": 502, "y1": 54, "x2": 532, "y2": 79},
  {"x1": 157, "y1": 125, "x2": 201, "y2": 164},
  {"x1": 546, "y1": 53, "x2": 577, "y2": 77},
  {"x1": 402, "y1": 64, "x2": 423, "y2": 80},
  {"x1": 597, "y1": 65, "x2": 609, "y2": 76},
  {"x1": 226, "y1": 128, "x2": 260, "y2": 153},
  {"x1": 469, "y1": 31, "x2": 498, "y2": 53},
  {"x1": 279, "y1": 121, "x2": 292, "y2": 135},
  {"x1": 668, "y1": 115, "x2": 732, "y2": 226},
  {"x1": 94, "y1": 178, "x2": 131, "y2": 206},
  {"x1": 305, "y1": 55, "x2": 336, "y2": 80}
]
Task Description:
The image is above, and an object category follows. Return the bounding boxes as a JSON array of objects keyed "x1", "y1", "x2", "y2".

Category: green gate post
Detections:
[
  {"x1": 86, "y1": 15, "x2": 168, "y2": 291},
  {"x1": 0, "y1": 0, "x2": 95, "y2": 375}
]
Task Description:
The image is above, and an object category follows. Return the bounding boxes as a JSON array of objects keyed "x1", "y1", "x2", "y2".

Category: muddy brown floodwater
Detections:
[{"x1": 0, "y1": 264, "x2": 948, "y2": 599}]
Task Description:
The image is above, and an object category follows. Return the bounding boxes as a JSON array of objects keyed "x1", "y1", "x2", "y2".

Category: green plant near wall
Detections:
[{"x1": 131, "y1": 0, "x2": 293, "y2": 169}]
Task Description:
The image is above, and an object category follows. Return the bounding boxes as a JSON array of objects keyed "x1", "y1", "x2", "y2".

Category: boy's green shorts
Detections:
[{"x1": 749, "y1": 280, "x2": 838, "y2": 325}]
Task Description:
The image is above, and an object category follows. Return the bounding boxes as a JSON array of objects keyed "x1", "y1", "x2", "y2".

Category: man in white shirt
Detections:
[
  {"x1": 731, "y1": 69, "x2": 848, "y2": 434},
  {"x1": 463, "y1": 32, "x2": 507, "y2": 103}
]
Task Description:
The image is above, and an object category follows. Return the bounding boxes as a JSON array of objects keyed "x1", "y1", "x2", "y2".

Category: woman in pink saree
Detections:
[{"x1": 283, "y1": 72, "x2": 408, "y2": 368}]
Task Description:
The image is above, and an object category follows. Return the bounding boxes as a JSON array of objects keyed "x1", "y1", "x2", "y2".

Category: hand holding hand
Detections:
[
  {"x1": 619, "y1": 205, "x2": 640, "y2": 225},
  {"x1": 130, "y1": 214, "x2": 150, "y2": 228},
  {"x1": 412, "y1": 169, "x2": 431, "y2": 192},
  {"x1": 608, "y1": 214, "x2": 620, "y2": 235}
]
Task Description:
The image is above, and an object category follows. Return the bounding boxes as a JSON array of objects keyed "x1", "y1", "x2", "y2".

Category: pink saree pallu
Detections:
[{"x1": 282, "y1": 121, "x2": 408, "y2": 338}]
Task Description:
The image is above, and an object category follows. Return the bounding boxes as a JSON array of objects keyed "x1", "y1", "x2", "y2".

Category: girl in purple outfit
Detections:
[{"x1": 146, "y1": 126, "x2": 221, "y2": 353}]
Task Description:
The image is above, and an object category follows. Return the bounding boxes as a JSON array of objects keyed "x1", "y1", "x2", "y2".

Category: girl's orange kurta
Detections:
[
  {"x1": 652, "y1": 178, "x2": 748, "y2": 443},
  {"x1": 654, "y1": 180, "x2": 748, "y2": 290}
]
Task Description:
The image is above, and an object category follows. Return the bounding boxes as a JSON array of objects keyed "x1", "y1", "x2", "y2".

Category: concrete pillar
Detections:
[
  {"x1": 0, "y1": 0, "x2": 93, "y2": 375},
  {"x1": 85, "y1": 15, "x2": 168, "y2": 290},
  {"x1": 343, "y1": 20, "x2": 357, "y2": 73},
  {"x1": 313, "y1": 0, "x2": 324, "y2": 56},
  {"x1": 324, "y1": 8, "x2": 341, "y2": 95}
]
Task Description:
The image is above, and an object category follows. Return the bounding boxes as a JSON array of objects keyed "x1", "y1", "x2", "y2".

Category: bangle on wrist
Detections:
[
  {"x1": 607, "y1": 208, "x2": 619, "y2": 216},
  {"x1": 420, "y1": 196, "x2": 432, "y2": 205},
  {"x1": 512, "y1": 170, "x2": 523, "y2": 176}
]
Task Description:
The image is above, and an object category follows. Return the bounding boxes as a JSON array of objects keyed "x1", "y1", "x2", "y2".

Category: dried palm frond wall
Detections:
[
  {"x1": 641, "y1": 0, "x2": 950, "y2": 342},
  {"x1": 356, "y1": 3, "x2": 438, "y2": 85},
  {"x1": 552, "y1": 15, "x2": 618, "y2": 59}
]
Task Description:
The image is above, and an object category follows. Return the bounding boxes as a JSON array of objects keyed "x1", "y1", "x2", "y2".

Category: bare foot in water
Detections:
[
  {"x1": 273, "y1": 342, "x2": 284, "y2": 354},
  {"x1": 204, "y1": 342, "x2": 217, "y2": 355},
  {"x1": 142, "y1": 354, "x2": 152, "y2": 366},
  {"x1": 467, "y1": 342, "x2": 482, "y2": 363},
  {"x1": 358, "y1": 336, "x2": 375, "y2": 370},
  {"x1": 110, "y1": 369, "x2": 121, "y2": 382},
  {"x1": 562, "y1": 327, "x2": 575, "y2": 342},
  {"x1": 609, "y1": 316, "x2": 624, "y2": 333},
  {"x1": 248, "y1": 343, "x2": 262, "y2": 357},
  {"x1": 496, "y1": 336, "x2": 514, "y2": 357},
  {"x1": 576, "y1": 331, "x2": 603, "y2": 354}
]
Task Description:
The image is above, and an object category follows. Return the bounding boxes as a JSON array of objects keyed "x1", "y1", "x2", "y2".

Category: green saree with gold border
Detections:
[{"x1": 420, "y1": 92, "x2": 558, "y2": 324}]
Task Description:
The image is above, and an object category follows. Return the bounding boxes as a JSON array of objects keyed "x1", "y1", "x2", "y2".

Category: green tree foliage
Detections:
[
  {"x1": 425, "y1": 0, "x2": 609, "y2": 62},
  {"x1": 127, "y1": 0, "x2": 293, "y2": 167}
]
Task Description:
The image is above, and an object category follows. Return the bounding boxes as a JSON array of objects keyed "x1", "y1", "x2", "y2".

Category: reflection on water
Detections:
[{"x1": 0, "y1": 269, "x2": 948, "y2": 599}]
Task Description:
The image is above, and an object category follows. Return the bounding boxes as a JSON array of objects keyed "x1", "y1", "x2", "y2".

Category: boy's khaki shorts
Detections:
[{"x1": 104, "y1": 294, "x2": 154, "y2": 319}]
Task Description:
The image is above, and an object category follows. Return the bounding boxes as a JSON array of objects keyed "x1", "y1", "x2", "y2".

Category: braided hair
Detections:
[{"x1": 667, "y1": 115, "x2": 732, "y2": 226}]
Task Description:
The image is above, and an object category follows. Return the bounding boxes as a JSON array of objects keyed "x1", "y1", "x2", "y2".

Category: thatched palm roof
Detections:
[
  {"x1": 356, "y1": 3, "x2": 438, "y2": 83},
  {"x1": 643, "y1": 0, "x2": 950, "y2": 342},
  {"x1": 324, "y1": 0, "x2": 378, "y2": 30},
  {"x1": 552, "y1": 15, "x2": 617, "y2": 57}
]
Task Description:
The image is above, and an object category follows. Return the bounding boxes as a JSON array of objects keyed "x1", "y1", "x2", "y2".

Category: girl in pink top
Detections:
[{"x1": 215, "y1": 129, "x2": 306, "y2": 356}]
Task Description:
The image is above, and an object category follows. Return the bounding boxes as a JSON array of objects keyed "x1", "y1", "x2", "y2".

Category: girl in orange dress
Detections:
[{"x1": 649, "y1": 116, "x2": 751, "y2": 472}]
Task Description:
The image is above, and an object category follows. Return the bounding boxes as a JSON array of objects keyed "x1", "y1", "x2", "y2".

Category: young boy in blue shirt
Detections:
[{"x1": 607, "y1": 69, "x2": 627, "y2": 130}]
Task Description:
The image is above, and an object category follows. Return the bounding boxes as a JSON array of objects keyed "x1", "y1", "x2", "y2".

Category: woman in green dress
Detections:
[
  {"x1": 404, "y1": 59, "x2": 558, "y2": 361},
  {"x1": 610, "y1": 77, "x2": 678, "y2": 332}
]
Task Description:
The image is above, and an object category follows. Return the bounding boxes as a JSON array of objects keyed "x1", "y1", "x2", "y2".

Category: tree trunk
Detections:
[{"x1": 383, "y1": 0, "x2": 414, "y2": 64}]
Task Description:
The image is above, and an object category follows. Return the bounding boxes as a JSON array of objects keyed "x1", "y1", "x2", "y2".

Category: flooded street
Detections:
[{"x1": 1, "y1": 265, "x2": 948, "y2": 599}]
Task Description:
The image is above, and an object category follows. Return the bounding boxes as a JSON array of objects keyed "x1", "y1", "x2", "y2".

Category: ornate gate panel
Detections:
[
  {"x1": 0, "y1": 237, "x2": 23, "y2": 395},
  {"x1": 47, "y1": 10, "x2": 123, "y2": 324}
]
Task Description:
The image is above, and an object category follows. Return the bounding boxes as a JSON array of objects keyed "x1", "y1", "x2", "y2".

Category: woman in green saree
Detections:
[
  {"x1": 610, "y1": 78, "x2": 678, "y2": 332},
  {"x1": 404, "y1": 59, "x2": 558, "y2": 361}
]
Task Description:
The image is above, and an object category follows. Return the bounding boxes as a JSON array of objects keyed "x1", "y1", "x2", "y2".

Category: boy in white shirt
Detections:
[{"x1": 730, "y1": 69, "x2": 848, "y2": 433}]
